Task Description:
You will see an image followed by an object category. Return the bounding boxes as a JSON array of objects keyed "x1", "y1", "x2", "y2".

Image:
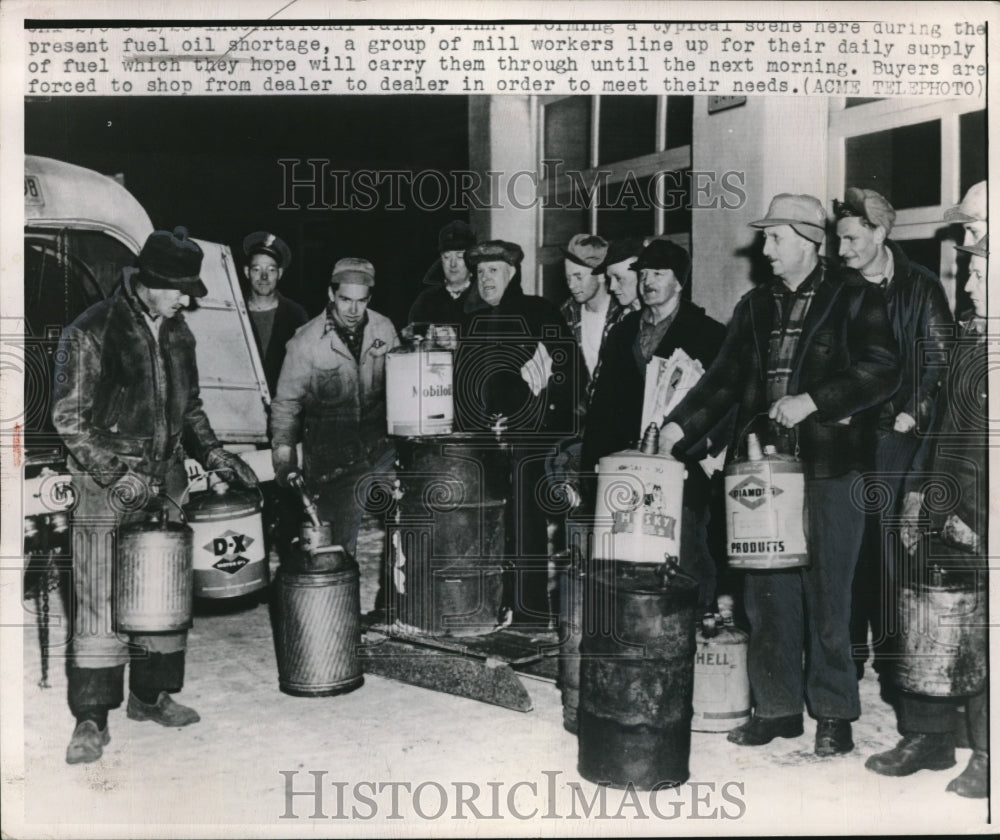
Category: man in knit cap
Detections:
[{"x1": 408, "y1": 220, "x2": 479, "y2": 349}]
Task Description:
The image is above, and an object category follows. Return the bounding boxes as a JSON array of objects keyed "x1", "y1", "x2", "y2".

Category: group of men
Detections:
[{"x1": 52, "y1": 180, "x2": 988, "y2": 800}]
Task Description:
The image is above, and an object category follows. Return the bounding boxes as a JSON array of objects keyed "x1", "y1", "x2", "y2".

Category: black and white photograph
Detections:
[{"x1": 1, "y1": 1, "x2": 995, "y2": 836}]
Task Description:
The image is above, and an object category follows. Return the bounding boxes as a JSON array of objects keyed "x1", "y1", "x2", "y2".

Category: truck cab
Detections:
[{"x1": 22, "y1": 155, "x2": 272, "y2": 562}]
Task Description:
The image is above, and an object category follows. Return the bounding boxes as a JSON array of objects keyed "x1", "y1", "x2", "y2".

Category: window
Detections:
[
  {"x1": 828, "y1": 99, "x2": 986, "y2": 315},
  {"x1": 537, "y1": 95, "x2": 693, "y2": 302}
]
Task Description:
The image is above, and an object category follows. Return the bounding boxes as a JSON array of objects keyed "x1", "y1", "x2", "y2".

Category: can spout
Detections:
[
  {"x1": 289, "y1": 473, "x2": 324, "y2": 529},
  {"x1": 746, "y1": 433, "x2": 763, "y2": 461}
]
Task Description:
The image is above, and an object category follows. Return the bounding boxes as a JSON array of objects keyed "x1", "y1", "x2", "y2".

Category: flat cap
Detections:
[
  {"x1": 749, "y1": 193, "x2": 828, "y2": 243},
  {"x1": 562, "y1": 233, "x2": 609, "y2": 268},
  {"x1": 243, "y1": 231, "x2": 291, "y2": 270},
  {"x1": 593, "y1": 237, "x2": 646, "y2": 275},
  {"x1": 464, "y1": 240, "x2": 524, "y2": 269},
  {"x1": 331, "y1": 257, "x2": 375, "y2": 287},
  {"x1": 945, "y1": 181, "x2": 987, "y2": 223},
  {"x1": 138, "y1": 226, "x2": 207, "y2": 297},
  {"x1": 835, "y1": 187, "x2": 897, "y2": 234}
]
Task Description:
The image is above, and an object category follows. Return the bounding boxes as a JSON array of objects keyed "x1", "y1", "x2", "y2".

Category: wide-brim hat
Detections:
[
  {"x1": 945, "y1": 181, "x2": 987, "y2": 223},
  {"x1": 749, "y1": 193, "x2": 828, "y2": 243},
  {"x1": 592, "y1": 237, "x2": 646, "y2": 275},
  {"x1": 956, "y1": 234, "x2": 989, "y2": 258},
  {"x1": 138, "y1": 226, "x2": 207, "y2": 297},
  {"x1": 464, "y1": 240, "x2": 524, "y2": 269},
  {"x1": 243, "y1": 230, "x2": 291, "y2": 270}
]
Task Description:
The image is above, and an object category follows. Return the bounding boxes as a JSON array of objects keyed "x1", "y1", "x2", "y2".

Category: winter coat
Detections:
[
  {"x1": 270, "y1": 309, "x2": 400, "y2": 483},
  {"x1": 407, "y1": 257, "x2": 481, "y2": 331},
  {"x1": 876, "y1": 239, "x2": 954, "y2": 432},
  {"x1": 582, "y1": 300, "x2": 727, "y2": 471},
  {"x1": 668, "y1": 262, "x2": 901, "y2": 479},
  {"x1": 250, "y1": 292, "x2": 309, "y2": 396},
  {"x1": 51, "y1": 269, "x2": 220, "y2": 486},
  {"x1": 456, "y1": 275, "x2": 585, "y2": 437}
]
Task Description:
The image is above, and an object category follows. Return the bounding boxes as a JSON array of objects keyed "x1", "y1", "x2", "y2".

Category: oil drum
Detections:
[
  {"x1": 275, "y1": 550, "x2": 364, "y2": 697},
  {"x1": 724, "y1": 435, "x2": 808, "y2": 569},
  {"x1": 591, "y1": 450, "x2": 685, "y2": 565},
  {"x1": 578, "y1": 562, "x2": 698, "y2": 790},
  {"x1": 691, "y1": 614, "x2": 751, "y2": 732},
  {"x1": 896, "y1": 564, "x2": 987, "y2": 697},
  {"x1": 115, "y1": 514, "x2": 193, "y2": 633},
  {"x1": 390, "y1": 434, "x2": 509, "y2": 636},
  {"x1": 184, "y1": 484, "x2": 267, "y2": 599},
  {"x1": 386, "y1": 344, "x2": 454, "y2": 437}
]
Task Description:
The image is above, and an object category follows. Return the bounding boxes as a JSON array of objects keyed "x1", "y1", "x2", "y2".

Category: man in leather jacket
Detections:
[
  {"x1": 52, "y1": 226, "x2": 259, "y2": 765},
  {"x1": 834, "y1": 188, "x2": 954, "y2": 678}
]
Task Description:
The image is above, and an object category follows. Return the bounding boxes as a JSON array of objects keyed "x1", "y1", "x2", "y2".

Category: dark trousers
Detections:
[
  {"x1": 898, "y1": 690, "x2": 989, "y2": 750},
  {"x1": 744, "y1": 472, "x2": 865, "y2": 720},
  {"x1": 850, "y1": 430, "x2": 922, "y2": 670}
]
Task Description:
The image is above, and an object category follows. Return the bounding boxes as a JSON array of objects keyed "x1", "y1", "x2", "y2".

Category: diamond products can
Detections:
[{"x1": 724, "y1": 434, "x2": 808, "y2": 570}]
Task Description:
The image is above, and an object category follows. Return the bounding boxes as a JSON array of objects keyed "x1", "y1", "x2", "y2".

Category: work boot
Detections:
[
  {"x1": 127, "y1": 691, "x2": 200, "y2": 727},
  {"x1": 66, "y1": 720, "x2": 110, "y2": 765},
  {"x1": 946, "y1": 750, "x2": 989, "y2": 799},
  {"x1": 815, "y1": 718, "x2": 854, "y2": 757},
  {"x1": 865, "y1": 733, "x2": 956, "y2": 776},
  {"x1": 727, "y1": 713, "x2": 804, "y2": 746}
]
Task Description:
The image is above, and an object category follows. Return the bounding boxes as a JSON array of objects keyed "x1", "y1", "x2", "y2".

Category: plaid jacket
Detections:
[
  {"x1": 667, "y1": 264, "x2": 901, "y2": 479},
  {"x1": 559, "y1": 295, "x2": 625, "y2": 405}
]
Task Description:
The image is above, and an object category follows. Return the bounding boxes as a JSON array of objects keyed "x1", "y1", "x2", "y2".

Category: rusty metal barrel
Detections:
[
  {"x1": 896, "y1": 564, "x2": 987, "y2": 697},
  {"x1": 275, "y1": 550, "x2": 364, "y2": 697},
  {"x1": 115, "y1": 514, "x2": 193, "y2": 633},
  {"x1": 390, "y1": 434, "x2": 509, "y2": 636},
  {"x1": 578, "y1": 562, "x2": 698, "y2": 790}
]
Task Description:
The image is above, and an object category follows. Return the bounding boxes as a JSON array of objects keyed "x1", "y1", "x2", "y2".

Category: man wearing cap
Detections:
[
  {"x1": 459, "y1": 240, "x2": 583, "y2": 625},
  {"x1": 833, "y1": 188, "x2": 953, "y2": 680},
  {"x1": 946, "y1": 180, "x2": 987, "y2": 247},
  {"x1": 867, "y1": 234, "x2": 990, "y2": 797},
  {"x1": 52, "y1": 226, "x2": 259, "y2": 765},
  {"x1": 582, "y1": 239, "x2": 727, "y2": 605},
  {"x1": 598, "y1": 237, "x2": 645, "y2": 316},
  {"x1": 559, "y1": 234, "x2": 619, "y2": 397},
  {"x1": 407, "y1": 220, "x2": 480, "y2": 347},
  {"x1": 659, "y1": 194, "x2": 900, "y2": 756},
  {"x1": 242, "y1": 231, "x2": 308, "y2": 397},
  {"x1": 270, "y1": 257, "x2": 400, "y2": 557}
]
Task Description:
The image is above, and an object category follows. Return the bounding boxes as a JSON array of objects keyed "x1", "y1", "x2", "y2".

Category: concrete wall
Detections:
[
  {"x1": 468, "y1": 96, "x2": 537, "y2": 288},
  {"x1": 691, "y1": 96, "x2": 828, "y2": 324}
]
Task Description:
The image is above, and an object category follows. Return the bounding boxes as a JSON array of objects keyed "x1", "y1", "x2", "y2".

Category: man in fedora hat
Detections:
[
  {"x1": 52, "y1": 226, "x2": 259, "y2": 765},
  {"x1": 832, "y1": 189, "x2": 953, "y2": 680},
  {"x1": 270, "y1": 257, "x2": 400, "y2": 558},
  {"x1": 583, "y1": 238, "x2": 727, "y2": 606},
  {"x1": 866, "y1": 234, "x2": 989, "y2": 798},
  {"x1": 242, "y1": 231, "x2": 308, "y2": 397},
  {"x1": 660, "y1": 193, "x2": 900, "y2": 757}
]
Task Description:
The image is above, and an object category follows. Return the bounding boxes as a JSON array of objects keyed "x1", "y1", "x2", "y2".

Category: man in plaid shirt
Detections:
[{"x1": 659, "y1": 194, "x2": 900, "y2": 757}]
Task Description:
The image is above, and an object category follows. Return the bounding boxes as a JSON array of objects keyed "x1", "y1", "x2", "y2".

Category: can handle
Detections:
[
  {"x1": 175, "y1": 469, "x2": 265, "y2": 512},
  {"x1": 734, "y1": 410, "x2": 800, "y2": 459}
]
